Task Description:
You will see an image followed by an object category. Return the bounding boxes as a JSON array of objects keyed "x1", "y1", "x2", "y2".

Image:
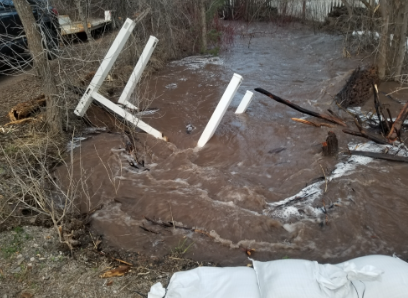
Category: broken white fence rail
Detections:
[
  {"x1": 197, "y1": 73, "x2": 243, "y2": 148},
  {"x1": 74, "y1": 18, "x2": 166, "y2": 141},
  {"x1": 235, "y1": 90, "x2": 254, "y2": 114}
]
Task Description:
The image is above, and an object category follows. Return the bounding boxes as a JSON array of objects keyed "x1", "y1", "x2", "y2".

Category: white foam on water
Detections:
[
  {"x1": 347, "y1": 107, "x2": 408, "y2": 125},
  {"x1": 171, "y1": 55, "x2": 224, "y2": 70},
  {"x1": 265, "y1": 141, "x2": 408, "y2": 222},
  {"x1": 66, "y1": 137, "x2": 87, "y2": 151},
  {"x1": 282, "y1": 223, "x2": 297, "y2": 233}
]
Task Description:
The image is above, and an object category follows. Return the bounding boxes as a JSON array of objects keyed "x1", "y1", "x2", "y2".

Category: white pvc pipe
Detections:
[
  {"x1": 197, "y1": 73, "x2": 243, "y2": 148},
  {"x1": 75, "y1": 18, "x2": 136, "y2": 116},
  {"x1": 235, "y1": 90, "x2": 254, "y2": 114},
  {"x1": 118, "y1": 35, "x2": 159, "y2": 107}
]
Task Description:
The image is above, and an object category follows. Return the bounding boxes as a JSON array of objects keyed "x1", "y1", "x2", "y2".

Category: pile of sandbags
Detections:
[{"x1": 148, "y1": 255, "x2": 408, "y2": 298}]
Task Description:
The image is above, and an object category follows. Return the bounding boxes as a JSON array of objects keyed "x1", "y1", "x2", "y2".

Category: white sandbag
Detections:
[
  {"x1": 149, "y1": 254, "x2": 408, "y2": 298},
  {"x1": 338, "y1": 255, "x2": 408, "y2": 298},
  {"x1": 165, "y1": 266, "x2": 261, "y2": 298},
  {"x1": 148, "y1": 282, "x2": 166, "y2": 298},
  {"x1": 253, "y1": 259, "x2": 366, "y2": 298}
]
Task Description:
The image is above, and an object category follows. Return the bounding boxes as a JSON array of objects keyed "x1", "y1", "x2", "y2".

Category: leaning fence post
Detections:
[
  {"x1": 73, "y1": 18, "x2": 166, "y2": 141},
  {"x1": 235, "y1": 90, "x2": 254, "y2": 114},
  {"x1": 74, "y1": 18, "x2": 136, "y2": 116},
  {"x1": 197, "y1": 73, "x2": 243, "y2": 147},
  {"x1": 118, "y1": 35, "x2": 159, "y2": 109}
]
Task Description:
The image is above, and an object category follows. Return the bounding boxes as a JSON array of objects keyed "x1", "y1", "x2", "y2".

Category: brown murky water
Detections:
[{"x1": 59, "y1": 23, "x2": 408, "y2": 266}]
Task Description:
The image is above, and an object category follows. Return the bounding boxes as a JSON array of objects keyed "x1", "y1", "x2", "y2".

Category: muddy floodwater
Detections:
[{"x1": 59, "y1": 23, "x2": 408, "y2": 266}]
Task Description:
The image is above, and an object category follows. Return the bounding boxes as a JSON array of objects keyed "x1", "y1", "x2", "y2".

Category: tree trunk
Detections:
[
  {"x1": 200, "y1": 0, "x2": 207, "y2": 53},
  {"x1": 393, "y1": 1, "x2": 408, "y2": 78},
  {"x1": 75, "y1": 0, "x2": 93, "y2": 41},
  {"x1": 341, "y1": 0, "x2": 353, "y2": 17},
  {"x1": 378, "y1": 0, "x2": 390, "y2": 80},
  {"x1": 13, "y1": 0, "x2": 61, "y2": 134}
]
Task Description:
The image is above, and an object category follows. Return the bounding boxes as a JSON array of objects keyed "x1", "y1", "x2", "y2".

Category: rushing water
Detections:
[{"x1": 58, "y1": 22, "x2": 408, "y2": 266}]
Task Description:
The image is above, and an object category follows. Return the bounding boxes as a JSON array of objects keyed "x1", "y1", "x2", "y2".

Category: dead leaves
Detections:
[
  {"x1": 100, "y1": 265, "x2": 130, "y2": 278},
  {"x1": 241, "y1": 248, "x2": 255, "y2": 256}
]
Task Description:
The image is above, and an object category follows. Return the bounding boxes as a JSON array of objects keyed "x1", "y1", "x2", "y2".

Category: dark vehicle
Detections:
[{"x1": 0, "y1": 0, "x2": 59, "y2": 65}]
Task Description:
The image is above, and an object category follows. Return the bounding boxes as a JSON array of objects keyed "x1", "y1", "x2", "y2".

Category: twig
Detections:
[
  {"x1": 114, "y1": 258, "x2": 133, "y2": 266},
  {"x1": 291, "y1": 118, "x2": 334, "y2": 128},
  {"x1": 139, "y1": 225, "x2": 159, "y2": 234},
  {"x1": 320, "y1": 165, "x2": 328, "y2": 193},
  {"x1": 4, "y1": 117, "x2": 38, "y2": 127}
]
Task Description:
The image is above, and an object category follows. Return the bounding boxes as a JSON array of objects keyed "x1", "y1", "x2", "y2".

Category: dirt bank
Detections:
[{"x1": 0, "y1": 225, "x2": 212, "y2": 297}]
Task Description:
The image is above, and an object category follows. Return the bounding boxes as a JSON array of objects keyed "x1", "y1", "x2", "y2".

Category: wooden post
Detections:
[{"x1": 322, "y1": 131, "x2": 338, "y2": 156}]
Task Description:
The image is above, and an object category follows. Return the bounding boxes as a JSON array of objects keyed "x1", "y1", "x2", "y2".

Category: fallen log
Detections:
[
  {"x1": 8, "y1": 94, "x2": 46, "y2": 121},
  {"x1": 348, "y1": 150, "x2": 408, "y2": 163},
  {"x1": 291, "y1": 118, "x2": 334, "y2": 128},
  {"x1": 255, "y1": 88, "x2": 347, "y2": 126}
]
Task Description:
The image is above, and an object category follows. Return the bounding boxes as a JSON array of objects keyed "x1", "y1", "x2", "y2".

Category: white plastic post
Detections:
[
  {"x1": 197, "y1": 73, "x2": 243, "y2": 148},
  {"x1": 118, "y1": 36, "x2": 159, "y2": 107},
  {"x1": 74, "y1": 18, "x2": 136, "y2": 116},
  {"x1": 235, "y1": 91, "x2": 254, "y2": 114}
]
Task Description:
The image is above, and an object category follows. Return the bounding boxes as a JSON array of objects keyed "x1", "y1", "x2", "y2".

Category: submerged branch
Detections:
[
  {"x1": 255, "y1": 88, "x2": 347, "y2": 126},
  {"x1": 348, "y1": 150, "x2": 408, "y2": 163}
]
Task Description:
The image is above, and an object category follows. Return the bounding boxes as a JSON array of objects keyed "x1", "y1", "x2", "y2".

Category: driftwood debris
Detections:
[
  {"x1": 387, "y1": 101, "x2": 408, "y2": 143},
  {"x1": 348, "y1": 150, "x2": 408, "y2": 163},
  {"x1": 341, "y1": 84, "x2": 407, "y2": 145},
  {"x1": 144, "y1": 216, "x2": 213, "y2": 238},
  {"x1": 342, "y1": 128, "x2": 389, "y2": 145},
  {"x1": 322, "y1": 131, "x2": 339, "y2": 156},
  {"x1": 336, "y1": 66, "x2": 379, "y2": 108},
  {"x1": 8, "y1": 94, "x2": 46, "y2": 121},
  {"x1": 372, "y1": 84, "x2": 393, "y2": 136},
  {"x1": 342, "y1": 114, "x2": 389, "y2": 145},
  {"x1": 255, "y1": 88, "x2": 347, "y2": 126},
  {"x1": 139, "y1": 225, "x2": 159, "y2": 234}
]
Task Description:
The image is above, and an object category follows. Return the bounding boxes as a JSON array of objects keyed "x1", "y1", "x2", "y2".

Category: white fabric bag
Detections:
[
  {"x1": 165, "y1": 266, "x2": 261, "y2": 298},
  {"x1": 253, "y1": 258, "x2": 384, "y2": 298},
  {"x1": 338, "y1": 255, "x2": 408, "y2": 298},
  {"x1": 149, "y1": 255, "x2": 408, "y2": 298},
  {"x1": 252, "y1": 259, "x2": 353, "y2": 298}
]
